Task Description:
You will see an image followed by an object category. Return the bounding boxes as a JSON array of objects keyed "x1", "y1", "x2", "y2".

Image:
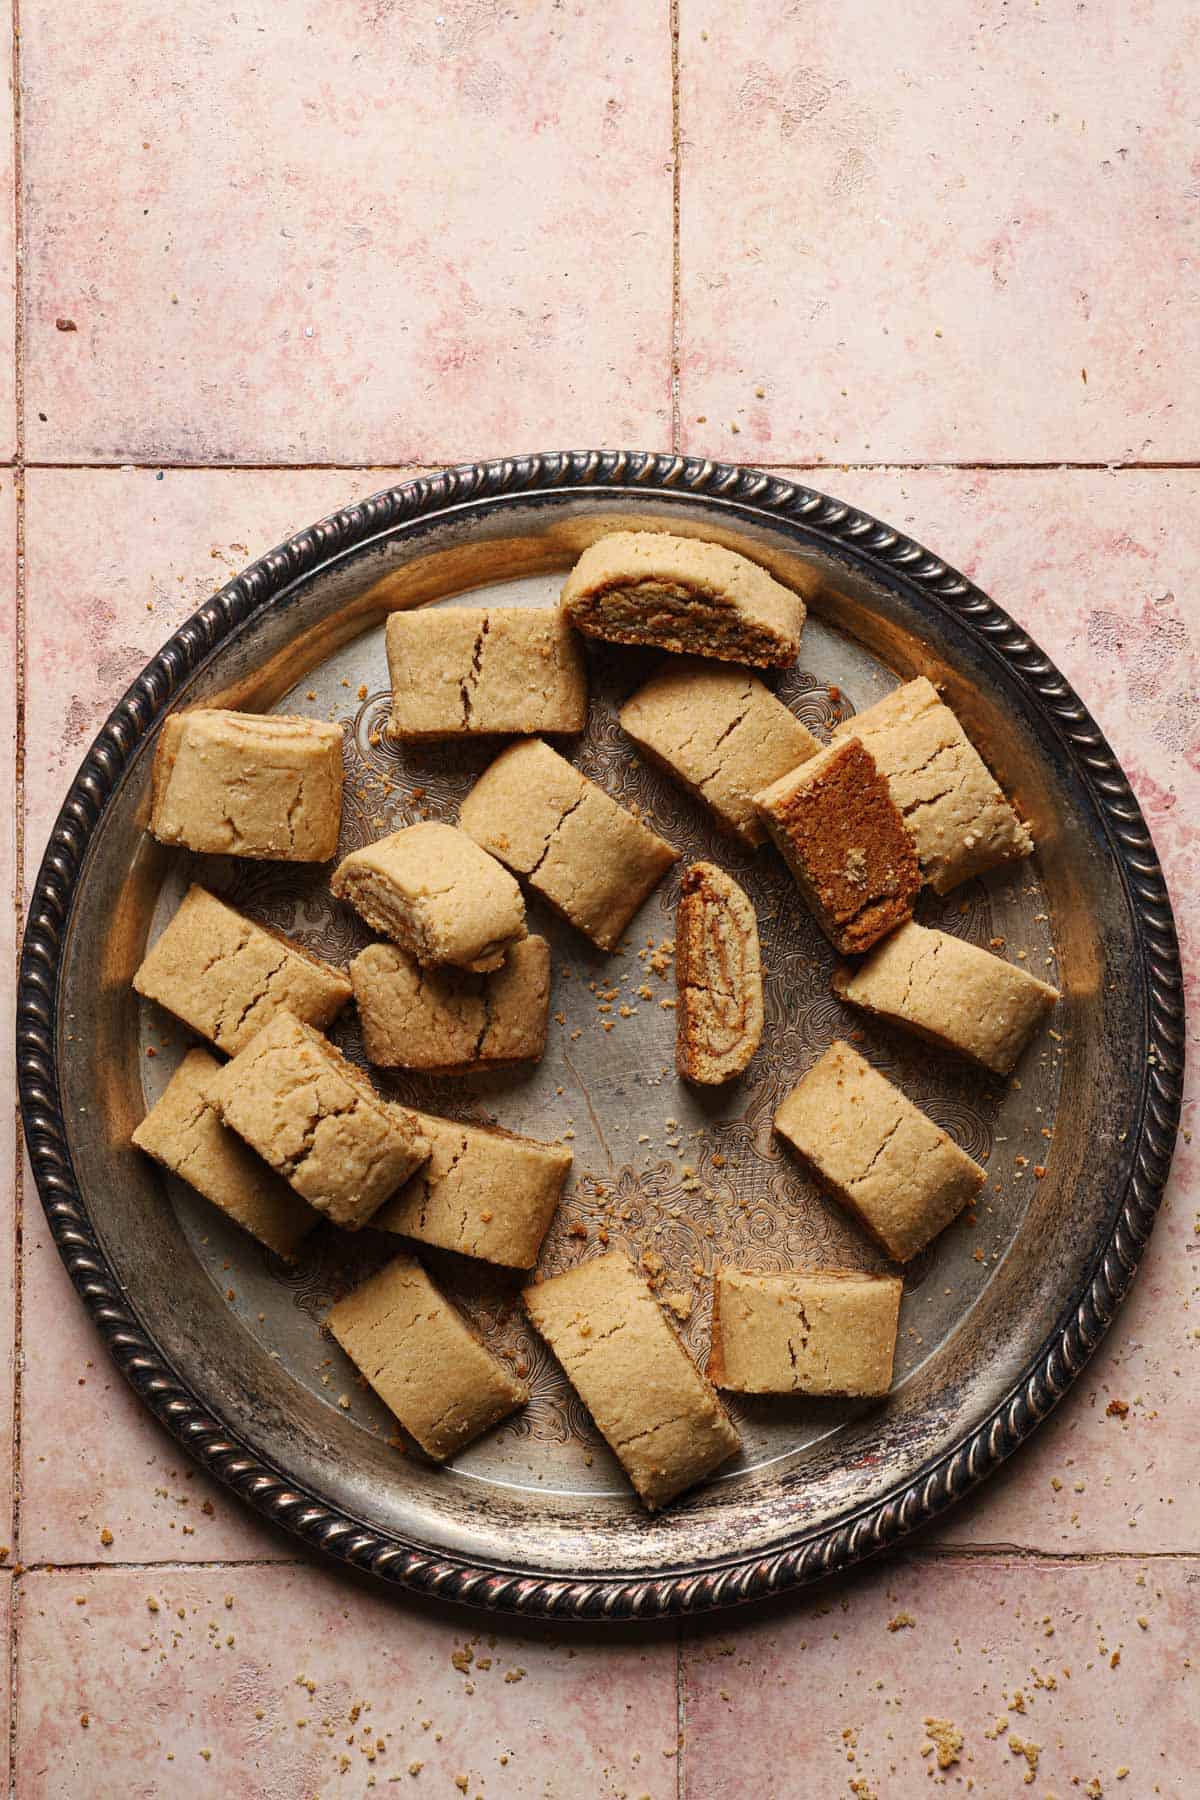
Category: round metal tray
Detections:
[{"x1": 18, "y1": 453, "x2": 1184, "y2": 1619}]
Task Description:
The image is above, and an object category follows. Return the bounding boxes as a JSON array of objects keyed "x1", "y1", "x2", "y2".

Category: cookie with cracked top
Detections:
[
  {"x1": 523, "y1": 1250, "x2": 741, "y2": 1512},
  {"x1": 385, "y1": 605, "x2": 587, "y2": 740},
  {"x1": 709, "y1": 1267, "x2": 902, "y2": 1397},
  {"x1": 328, "y1": 1254, "x2": 528, "y2": 1461},
  {"x1": 833, "y1": 676, "x2": 1033, "y2": 893},
  {"x1": 133, "y1": 884, "x2": 351, "y2": 1056},
  {"x1": 375, "y1": 1110, "x2": 571, "y2": 1269},
  {"x1": 208, "y1": 1010, "x2": 429, "y2": 1229},
  {"x1": 832, "y1": 920, "x2": 1058, "y2": 1075},
  {"x1": 458, "y1": 737, "x2": 678, "y2": 950},
  {"x1": 350, "y1": 935, "x2": 550, "y2": 1073},
  {"x1": 132, "y1": 1048, "x2": 319, "y2": 1259},
  {"x1": 619, "y1": 657, "x2": 820, "y2": 846},
  {"x1": 774, "y1": 1040, "x2": 986, "y2": 1263}
]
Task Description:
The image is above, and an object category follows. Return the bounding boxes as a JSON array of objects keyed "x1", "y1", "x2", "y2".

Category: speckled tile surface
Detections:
[
  {"x1": 0, "y1": 475, "x2": 16, "y2": 1565},
  {"x1": 18, "y1": 1166, "x2": 297, "y2": 1568},
  {"x1": 678, "y1": 1, "x2": 1198, "y2": 465},
  {"x1": 20, "y1": 1, "x2": 672, "y2": 464},
  {"x1": 682, "y1": 1553, "x2": 1200, "y2": 1797},
  {"x1": 8, "y1": 4, "x2": 1200, "y2": 1795},
  {"x1": 15, "y1": 1566, "x2": 678, "y2": 1799},
  {"x1": 0, "y1": 23, "x2": 13, "y2": 465}
]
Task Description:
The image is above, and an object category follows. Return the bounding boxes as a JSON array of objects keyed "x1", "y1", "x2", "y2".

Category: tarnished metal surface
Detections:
[{"x1": 19, "y1": 454, "x2": 1183, "y2": 1617}]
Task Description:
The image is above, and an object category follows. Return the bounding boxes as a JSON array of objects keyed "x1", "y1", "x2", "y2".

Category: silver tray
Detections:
[{"x1": 18, "y1": 453, "x2": 1184, "y2": 1619}]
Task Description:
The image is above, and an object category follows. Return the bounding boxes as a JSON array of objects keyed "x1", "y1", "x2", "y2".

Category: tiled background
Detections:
[{"x1": 7, "y1": 2, "x2": 1199, "y2": 1796}]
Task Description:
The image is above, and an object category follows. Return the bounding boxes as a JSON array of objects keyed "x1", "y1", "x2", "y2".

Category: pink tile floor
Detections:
[{"x1": 8, "y1": 3, "x2": 1200, "y2": 1795}]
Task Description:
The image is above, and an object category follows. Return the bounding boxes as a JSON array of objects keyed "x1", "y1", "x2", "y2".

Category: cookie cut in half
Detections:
[
  {"x1": 675, "y1": 862, "x2": 763, "y2": 1085},
  {"x1": 561, "y1": 531, "x2": 804, "y2": 668}
]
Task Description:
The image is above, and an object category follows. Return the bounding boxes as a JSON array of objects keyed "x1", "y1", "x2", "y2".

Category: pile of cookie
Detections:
[{"x1": 131, "y1": 531, "x2": 1059, "y2": 1511}]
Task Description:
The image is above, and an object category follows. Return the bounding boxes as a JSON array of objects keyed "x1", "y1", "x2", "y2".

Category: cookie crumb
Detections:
[{"x1": 923, "y1": 1719, "x2": 963, "y2": 1769}]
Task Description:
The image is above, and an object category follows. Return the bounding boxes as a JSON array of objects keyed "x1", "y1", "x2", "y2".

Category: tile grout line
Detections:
[
  {"x1": 8, "y1": 0, "x2": 24, "y2": 1788},
  {"x1": 6, "y1": 457, "x2": 1200, "y2": 474},
  {"x1": 668, "y1": 0, "x2": 681, "y2": 453},
  {"x1": 674, "y1": 1617, "x2": 685, "y2": 1800},
  {"x1": 16, "y1": 1558, "x2": 316, "y2": 1575},
  {"x1": 8, "y1": 1549, "x2": 1198, "y2": 1579},
  {"x1": 908, "y1": 1543, "x2": 1200, "y2": 1564}
]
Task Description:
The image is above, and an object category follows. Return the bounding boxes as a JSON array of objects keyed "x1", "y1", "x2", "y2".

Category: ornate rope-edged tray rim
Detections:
[{"x1": 17, "y1": 450, "x2": 1185, "y2": 1620}]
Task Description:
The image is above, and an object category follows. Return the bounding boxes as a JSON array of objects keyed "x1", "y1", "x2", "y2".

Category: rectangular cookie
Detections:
[
  {"x1": 709, "y1": 1267, "x2": 903, "y2": 1397},
  {"x1": 327, "y1": 1254, "x2": 528, "y2": 1461},
  {"x1": 523, "y1": 1251, "x2": 741, "y2": 1511},
  {"x1": 619, "y1": 658, "x2": 822, "y2": 845},
  {"x1": 132, "y1": 1049, "x2": 318, "y2": 1258},
  {"x1": 832, "y1": 920, "x2": 1060, "y2": 1075},
  {"x1": 754, "y1": 738, "x2": 919, "y2": 954},
  {"x1": 834, "y1": 677, "x2": 1034, "y2": 892},
  {"x1": 675, "y1": 862, "x2": 763, "y2": 1085},
  {"x1": 209, "y1": 1011, "x2": 430, "y2": 1229},
  {"x1": 775, "y1": 1040, "x2": 986, "y2": 1262},
  {"x1": 385, "y1": 606, "x2": 587, "y2": 740},
  {"x1": 133, "y1": 884, "x2": 352, "y2": 1056},
  {"x1": 149, "y1": 709, "x2": 344, "y2": 862},
  {"x1": 351, "y1": 935, "x2": 550, "y2": 1073},
  {"x1": 560, "y1": 531, "x2": 805, "y2": 668},
  {"x1": 331, "y1": 821, "x2": 527, "y2": 972},
  {"x1": 459, "y1": 738, "x2": 679, "y2": 951},
  {"x1": 374, "y1": 1111, "x2": 571, "y2": 1269}
]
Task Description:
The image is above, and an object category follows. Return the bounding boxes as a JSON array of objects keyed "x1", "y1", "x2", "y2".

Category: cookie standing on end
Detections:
[
  {"x1": 328, "y1": 1254, "x2": 528, "y2": 1461},
  {"x1": 619, "y1": 659, "x2": 821, "y2": 845},
  {"x1": 775, "y1": 1040, "x2": 986, "y2": 1262},
  {"x1": 675, "y1": 863, "x2": 763, "y2": 1085},
  {"x1": 709, "y1": 1268, "x2": 903, "y2": 1397},
  {"x1": 149, "y1": 709, "x2": 344, "y2": 862},
  {"x1": 755, "y1": 738, "x2": 919, "y2": 954},
  {"x1": 133, "y1": 885, "x2": 352, "y2": 1055},
  {"x1": 523, "y1": 1251, "x2": 741, "y2": 1511},
  {"x1": 833, "y1": 921, "x2": 1059, "y2": 1075},
  {"x1": 351, "y1": 936, "x2": 550, "y2": 1073},
  {"x1": 386, "y1": 606, "x2": 587, "y2": 740},
  {"x1": 561, "y1": 531, "x2": 804, "y2": 667},
  {"x1": 209, "y1": 1011, "x2": 430, "y2": 1230},
  {"x1": 459, "y1": 738, "x2": 678, "y2": 951},
  {"x1": 332, "y1": 821, "x2": 526, "y2": 973},
  {"x1": 132, "y1": 1049, "x2": 319, "y2": 1259},
  {"x1": 834, "y1": 677, "x2": 1033, "y2": 892}
]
